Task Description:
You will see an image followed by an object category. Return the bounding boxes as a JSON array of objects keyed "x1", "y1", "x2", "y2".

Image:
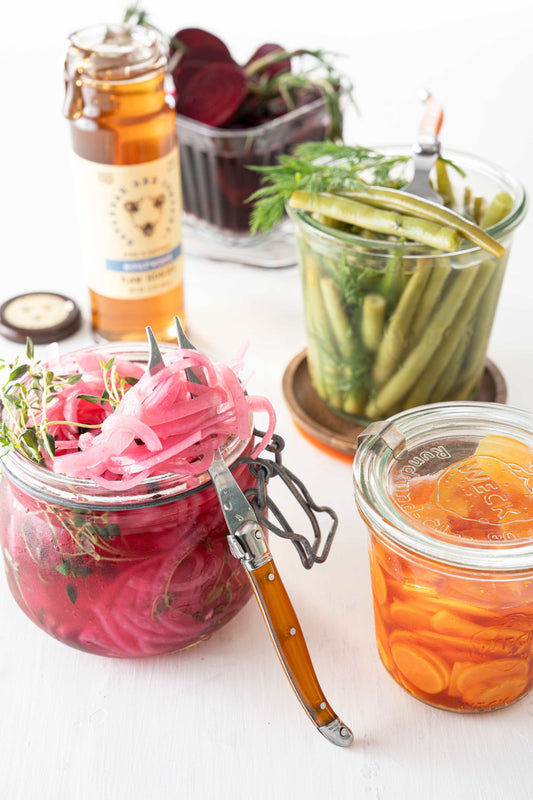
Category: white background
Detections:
[{"x1": 2, "y1": 1, "x2": 533, "y2": 798}]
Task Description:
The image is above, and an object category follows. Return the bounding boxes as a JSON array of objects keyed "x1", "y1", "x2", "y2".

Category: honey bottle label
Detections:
[{"x1": 72, "y1": 148, "x2": 183, "y2": 300}]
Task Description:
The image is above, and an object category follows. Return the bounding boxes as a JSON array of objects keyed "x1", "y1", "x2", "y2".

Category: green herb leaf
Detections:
[
  {"x1": 8, "y1": 365, "x2": 29, "y2": 383},
  {"x1": 94, "y1": 523, "x2": 122, "y2": 541},
  {"x1": 76, "y1": 394, "x2": 104, "y2": 404},
  {"x1": 248, "y1": 142, "x2": 409, "y2": 234},
  {"x1": 42, "y1": 432, "x2": 56, "y2": 459},
  {"x1": 56, "y1": 560, "x2": 71, "y2": 577},
  {"x1": 0, "y1": 337, "x2": 139, "y2": 465},
  {"x1": 66, "y1": 584, "x2": 78, "y2": 604}
]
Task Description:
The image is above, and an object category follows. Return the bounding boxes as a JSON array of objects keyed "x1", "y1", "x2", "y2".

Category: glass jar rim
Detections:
[
  {"x1": 353, "y1": 402, "x2": 533, "y2": 571},
  {"x1": 287, "y1": 146, "x2": 527, "y2": 259},
  {"x1": 67, "y1": 23, "x2": 167, "y2": 83},
  {"x1": 176, "y1": 95, "x2": 328, "y2": 138},
  {"x1": 0, "y1": 342, "x2": 252, "y2": 510}
]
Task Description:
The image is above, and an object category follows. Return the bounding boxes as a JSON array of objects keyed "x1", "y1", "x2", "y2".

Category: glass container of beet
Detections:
[
  {"x1": 169, "y1": 28, "x2": 343, "y2": 243},
  {"x1": 177, "y1": 97, "x2": 331, "y2": 242},
  {"x1": 0, "y1": 342, "x2": 259, "y2": 657},
  {"x1": 353, "y1": 402, "x2": 533, "y2": 712}
]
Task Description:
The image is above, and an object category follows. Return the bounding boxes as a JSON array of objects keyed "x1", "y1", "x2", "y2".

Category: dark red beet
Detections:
[
  {"x1": 172, "y1": 44, "x2": 236, "y2": 89},
  {"x1": 170, "y1": 28, "x2": 232, "y2": 60},
  {"x1": 176, "y1": 62, "x2": 249, "y2": 127},
  {"x1": 246, "y1": 43, "x2": 291, "y2": 80}
]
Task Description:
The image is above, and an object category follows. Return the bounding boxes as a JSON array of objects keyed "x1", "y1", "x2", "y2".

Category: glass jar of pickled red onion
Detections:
[
  {"x1": 0, "y1": 343, "x2": 257, "y2": 657},
  {"x1": 353, "y1": 402, "x2": 533, "y2": 712}
]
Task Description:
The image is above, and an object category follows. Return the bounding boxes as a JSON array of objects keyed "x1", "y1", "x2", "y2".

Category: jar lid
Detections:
[
  {"x1": 353, "y1": 402, "x2": 533, "y2": 571},
  {"x1": 0, "y1": 292, "x2": 82, "y2": 344},
  {"x1": 66, "y1": 24, "x2": 167, "y2": 82}
]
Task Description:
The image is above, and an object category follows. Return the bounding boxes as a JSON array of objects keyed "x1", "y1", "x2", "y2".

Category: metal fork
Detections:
[
  {"x1": 144, "y1": 321, "x2": 354, "y2": 747},
  {"x1": 403, "y1": 90, "x2": 444, "y2": 205}
]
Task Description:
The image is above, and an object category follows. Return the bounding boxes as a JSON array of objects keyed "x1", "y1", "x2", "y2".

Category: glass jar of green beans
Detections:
[{"x1": 288, "y1": 149, "x2": 526, "y2": 423}]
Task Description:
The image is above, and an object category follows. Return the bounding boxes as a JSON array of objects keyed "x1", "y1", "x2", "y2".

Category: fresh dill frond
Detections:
[{"x1": 248, "y1": 142, "x2": 409, "y2": 234}]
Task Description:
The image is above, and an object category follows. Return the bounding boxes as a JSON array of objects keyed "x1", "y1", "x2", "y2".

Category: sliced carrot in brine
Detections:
[
  {"x1": 373, "y1": 601, "x2": 394, "y2": 672},
  {"x1": 473, "y1": 678, "x2": 528, "y2": 707},
  {"x1": 369, "y1": 557, "x2": 387, "y2": 605},
  {"x1": 449, "y1": 661, "x2": 478, "y2": 698},
  {"x1": 475, "y1": 435, "x2": 533, "y2": 468},
  {"x1": 390, "y1": 640, "x2": 450, "y2": 695},
  {"x1": 390, "y1": 600, "x2": 433, "y2": 630},
  {"x1": 455, "y1": 658, "x2": 529, "y2": 707},
  {"x1": 431, "y1": 609, "x2": 485, "y2": 638}
]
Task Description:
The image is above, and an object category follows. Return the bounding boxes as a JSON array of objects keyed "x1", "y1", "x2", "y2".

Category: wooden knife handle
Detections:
[
  {"x1": 245, "y1": 558, "x2": 353, "y2": 746},
  {"x1": 419, "y1": 94, "x2": 444, "y2": 137}
]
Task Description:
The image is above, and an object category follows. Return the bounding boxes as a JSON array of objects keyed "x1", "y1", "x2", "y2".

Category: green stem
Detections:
[
  {"x1": 334, "y1": 186, "x2": 505, "y2": 257},
  {"x1": 365, "y1": 265, "x2": 479, "y2": 418},
  {"x1": 372, "y1": 258, "x2": 432, "y2": 388},
  {"x1": 319, "y1": 277, "x2": 367, "y2": 415},
  {"x1": 404, "y1": 260, "x2": 495, "y2": 407},
  {"x1": 361, "y1": 294, "x2": 387, "y2": 352},
  {"x1": 429, "y1": 332, "x2": 470, "y2": 403},
  {"x1": 289, "y1": 191, "x2": 463, "y2": 251},
  {"x1": 453, "y1": 253, "x2": 508, "y2": 396},
  {"x1": 435, "y1": 160, "x2": 455, "y2": 208},
  {"x1": 480, "y1": 192, "x2": 514, "y2": 229},
  {"x1": 319, "y1": 277, "x2": 353, "y2": 356},
  {"x1": 408, "y1": 259, "x2": 452, "y2": 343},
  {"x1": 301, "y1": 250, "x2": 343, "y2": 406}
]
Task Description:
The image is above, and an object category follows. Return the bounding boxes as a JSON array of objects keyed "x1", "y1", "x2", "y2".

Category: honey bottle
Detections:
[{"x1": 64, "y1": 23, "x2": 185, "y2": 342}]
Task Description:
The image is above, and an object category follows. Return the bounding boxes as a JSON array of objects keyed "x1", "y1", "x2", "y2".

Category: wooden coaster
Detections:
[{"x1": 282, "y1": 350, "x2": 508, "y2": 457}]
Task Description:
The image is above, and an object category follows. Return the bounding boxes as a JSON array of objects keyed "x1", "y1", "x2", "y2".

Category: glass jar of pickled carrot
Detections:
[
  {"x1": 353, "y1": 402, "x2": 533, "y2": 712},
  {"x1": 0, "y1": 343, "x2": 255, "y2": 658},
  {"x1": 63, "y1": 24, "x2": 185, "y2": 343}
]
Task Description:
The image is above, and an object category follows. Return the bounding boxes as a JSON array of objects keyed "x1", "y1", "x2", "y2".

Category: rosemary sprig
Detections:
[
  {"x1": 0, "y1": 341, "x2": 138, "y2": 465},
  {"x1": 249, "y1": 141, "x2": 410, "y2": 234}
]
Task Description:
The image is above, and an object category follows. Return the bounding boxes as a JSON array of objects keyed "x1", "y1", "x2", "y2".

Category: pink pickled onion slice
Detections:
[{"x1": 46, "y1": 343, "x2": 276, "y2": 487}]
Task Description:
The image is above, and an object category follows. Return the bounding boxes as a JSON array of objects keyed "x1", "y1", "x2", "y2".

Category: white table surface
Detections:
[{"x1": 2, "y1": 1, "x2": 533, "y2": 798}]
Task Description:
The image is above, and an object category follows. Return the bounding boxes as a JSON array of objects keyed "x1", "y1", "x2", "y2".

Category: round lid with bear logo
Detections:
[{"x1": 0, "y1": 292, "x2": 82, "y2": 344}]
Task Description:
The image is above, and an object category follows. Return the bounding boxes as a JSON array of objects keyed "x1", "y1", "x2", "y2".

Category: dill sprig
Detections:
[
  {"x1": 248, "y1": 141, "x2": 409, "y2": 234},
  {"x1": 0, "y1": 341, "x2": 138, "y2": 465},
  {"x1": 242, "y1": 49, "x2": 350, "y2": 141}
]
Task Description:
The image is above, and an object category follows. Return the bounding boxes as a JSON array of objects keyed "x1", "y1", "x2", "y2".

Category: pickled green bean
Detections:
[{"x1": 289, "y1": 191, "x2": 462, "y2": 252}]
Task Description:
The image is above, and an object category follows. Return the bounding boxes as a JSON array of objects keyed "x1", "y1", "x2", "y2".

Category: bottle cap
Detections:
[{"x1": 0, "y1": 292, "x2": 82, "y2": 344}]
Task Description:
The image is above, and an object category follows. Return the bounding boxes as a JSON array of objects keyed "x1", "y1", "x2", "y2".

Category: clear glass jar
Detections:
[
  {"x1": 0, "y1": 344, "x2": 255, "y2": 658},
  {"x1": 289, "y1": 149, "x2": 527, "y2": 423},
  {"x1": 353, "y1": 401, "x2": 533, "y2": 712},
  {"x1": 64, "y1": 24, "x2": 186, "y2": 342},
  {"x1": 177, "y1": 97, "x2": 331, "y2": 243}
]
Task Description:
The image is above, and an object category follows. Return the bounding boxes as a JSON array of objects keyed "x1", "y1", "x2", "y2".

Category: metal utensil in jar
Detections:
[
  {"x1": 403, "y1": 90, "x2": 444, "y2": 204},
  {"x1": 145, "y1": 322, "x2": 354, "y2": 747}
]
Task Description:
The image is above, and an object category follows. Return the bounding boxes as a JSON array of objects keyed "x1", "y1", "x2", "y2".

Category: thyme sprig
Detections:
[
  {"x1": 249, "y1": 141, "x2": 410, "y2": 234},
  {"x1": 0, "y1": 341, "x2": 138, "y2": 465}
]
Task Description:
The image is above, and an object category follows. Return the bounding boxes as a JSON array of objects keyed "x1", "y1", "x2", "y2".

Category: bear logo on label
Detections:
[{"x1": 110, "y1": 176, "x2": 177, "y2": 248}]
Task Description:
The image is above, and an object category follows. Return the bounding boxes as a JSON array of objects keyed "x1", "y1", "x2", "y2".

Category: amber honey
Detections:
[{"x1": 64, "y1": 24, "x2": 185, "y2": 342}]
